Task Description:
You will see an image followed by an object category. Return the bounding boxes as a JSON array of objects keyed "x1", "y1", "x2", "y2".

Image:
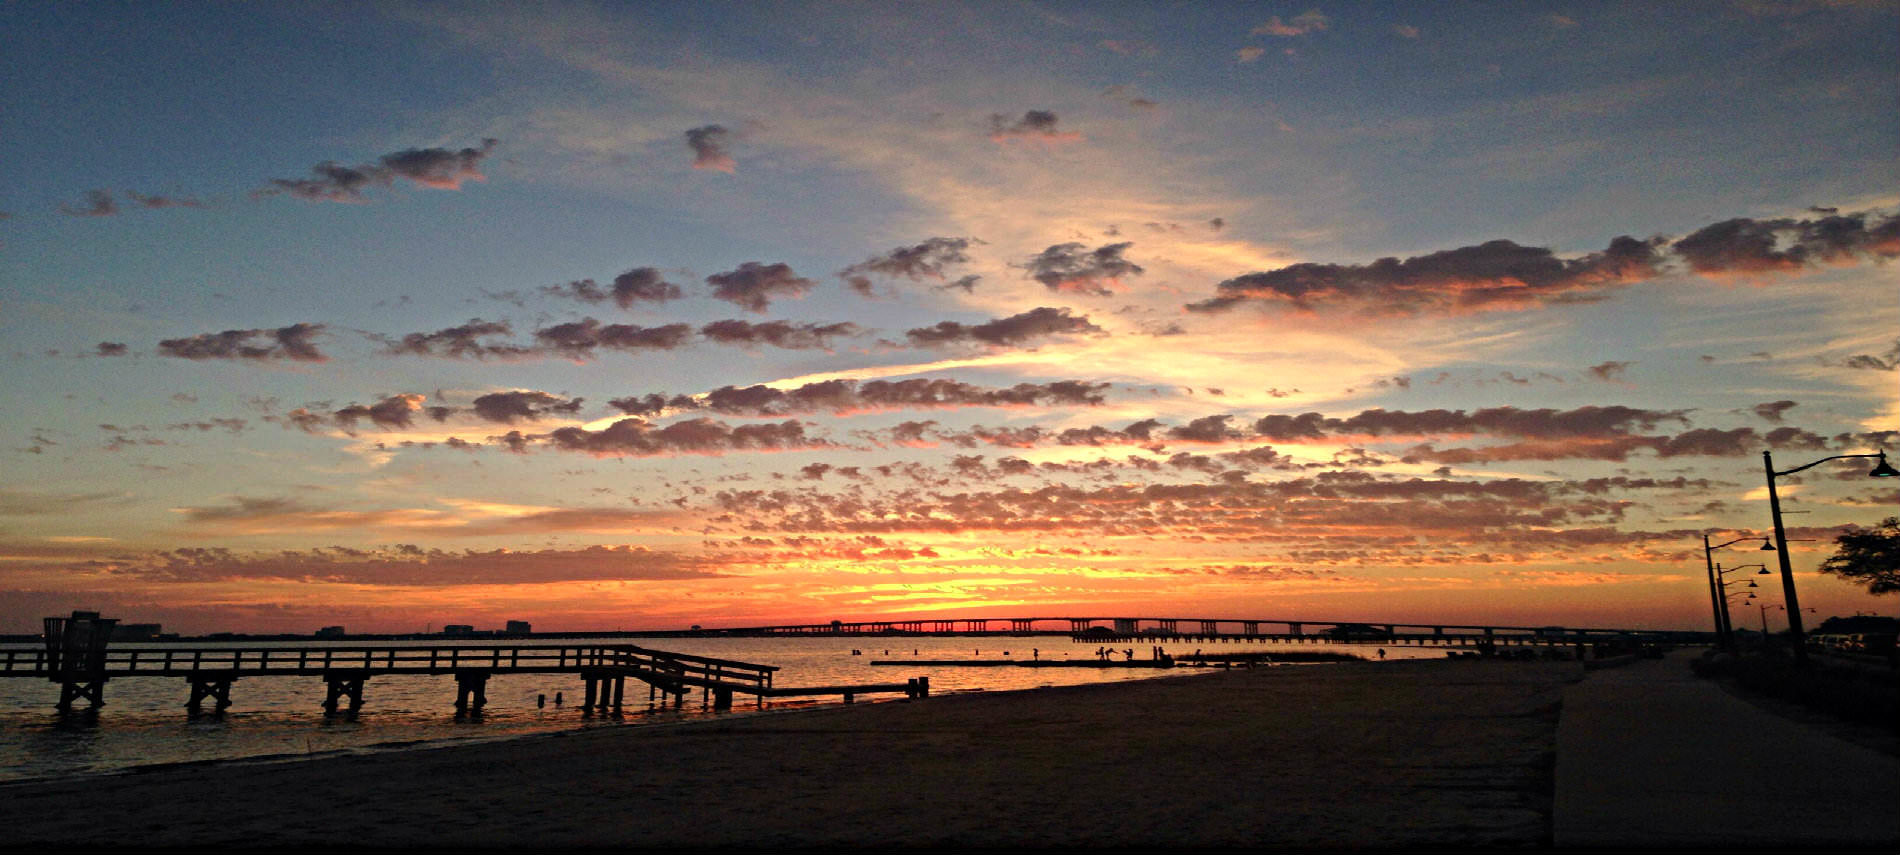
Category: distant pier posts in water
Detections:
[
  {"x1": 453, "y1": 670, "x2": 490, "y2": 712},
  {"x1": 185, "y1": 674, "x2": 235, "y2": 713},
  {"x1": 322, "y1": 671, "x2": 368, "y2": 714}
]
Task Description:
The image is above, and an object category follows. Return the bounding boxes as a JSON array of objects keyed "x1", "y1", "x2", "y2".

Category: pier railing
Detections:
[{"x1": 0, "y1": 642, "x2": 776, "y2": 689}]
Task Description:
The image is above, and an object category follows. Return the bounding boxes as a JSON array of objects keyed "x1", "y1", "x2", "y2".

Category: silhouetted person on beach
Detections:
[
  {"x1": 554, "y1": 691, "x2": 564, "y2": 706},
  {"x1": 1377, "y1": 648, "x2": 1387, "y2": 660},
  {"x1": 1032, "y1": 648, "x2": 1038, "y2": 660},
  {"x1": 537, "y1": 693, "x2": 546, "y2": 708}
]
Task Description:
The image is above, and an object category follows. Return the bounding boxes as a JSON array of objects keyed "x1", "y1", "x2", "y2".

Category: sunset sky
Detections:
[{"x1": 2, "y1": 2, "x2": 1895, "y2": 635}]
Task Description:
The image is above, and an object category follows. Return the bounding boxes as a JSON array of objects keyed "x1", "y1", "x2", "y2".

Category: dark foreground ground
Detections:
[{"x1": 0, "y1": 660, "x2": 1576, "y2": 849}]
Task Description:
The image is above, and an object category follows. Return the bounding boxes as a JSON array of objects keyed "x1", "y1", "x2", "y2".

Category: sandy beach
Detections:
[{"x1": 0, "y1": 659, "x2": 1577, "y2": 849}]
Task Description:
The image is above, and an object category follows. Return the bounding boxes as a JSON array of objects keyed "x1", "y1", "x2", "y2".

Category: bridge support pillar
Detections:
[
  {"x1": 56, "y1": 679, "x2": 106, "y2": 712},
  {"x1": 322, "y1": 673, "x2": 367, "y2": 714},
  {"x1": 454, "y1": 671, "x2": 490, "y2": 712},
  {"x1": 713, "y1": 687, "x2": 733, "y2": 710},
  {"x1": 185, "y1": 676, "x2": 235, "y2": 713},
  {"x1": 612, "y1": 676, "x2": 625, "y2": 711}
]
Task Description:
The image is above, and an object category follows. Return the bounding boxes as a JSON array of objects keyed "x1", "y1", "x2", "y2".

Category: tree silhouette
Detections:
[{"x1": 1819, "y1": 516, "x2": 1900, "y2": 595}]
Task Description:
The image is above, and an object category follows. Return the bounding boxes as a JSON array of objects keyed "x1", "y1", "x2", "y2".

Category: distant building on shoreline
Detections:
[
  {"x1": 110, "y1": 623, "x2": 165, "y2": 641},
  {"x1": 505, "y1": 620, "x2": 532, "y2": 634},
  {"x1": 315, "y1": 625, "x2": 346, "y2": 639}
]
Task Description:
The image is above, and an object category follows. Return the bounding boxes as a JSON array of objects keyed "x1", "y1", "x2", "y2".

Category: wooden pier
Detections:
[{"x1": 6, "y1": 613, "x2": 928, "y2": 715}]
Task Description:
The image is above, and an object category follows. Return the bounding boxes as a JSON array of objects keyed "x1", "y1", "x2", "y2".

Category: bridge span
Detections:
[{"x1": 671, "y1": 616, "x2": 1704, "y2": 646}]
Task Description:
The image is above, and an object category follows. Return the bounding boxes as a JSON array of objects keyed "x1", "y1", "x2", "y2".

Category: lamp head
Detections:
[
  {"x1": 1870, "y1": 452, "x2": 1899, "y2": 478},
  {"x1": 1760, "y1": 538, "x2": 1775, "y2": 551},
  {"x1": 1757, "y1": 567, "x2": 1771, "y2": 575}
]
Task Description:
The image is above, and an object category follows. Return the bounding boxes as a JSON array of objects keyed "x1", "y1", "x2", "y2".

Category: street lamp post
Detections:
[
  {"x1": 1702, "y1": 534, "x2": 1770, "y2": 654},
  {"x1": 1761, "y1": 450, "x2": 1898, "y2": 664},
  {"x1": 1716, "y1": 563, "x2": 1768, "y2": 650}
]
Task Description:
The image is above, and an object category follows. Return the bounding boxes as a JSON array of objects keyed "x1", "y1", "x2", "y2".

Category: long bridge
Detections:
[
  {"x1": 4, "y1": 613, "x2": 929, "y2": 715},
  {"x1": 669, "y1": 615, "x2": 1702, "y2": 646}
]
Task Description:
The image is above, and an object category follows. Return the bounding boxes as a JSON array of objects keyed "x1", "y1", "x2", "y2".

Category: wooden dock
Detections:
[{"x1": 4, "y1": 624, "x2": 928, "y2": 716}]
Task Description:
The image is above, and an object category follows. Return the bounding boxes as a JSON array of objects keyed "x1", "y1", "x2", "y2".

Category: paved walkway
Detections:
[{"x1": 1554, "y1": 650, "x2": 1900, "y2": 847}]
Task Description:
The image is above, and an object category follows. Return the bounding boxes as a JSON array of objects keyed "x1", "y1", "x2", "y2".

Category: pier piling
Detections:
[
  {"x1": 185, "y1": 675, "x2": 234, "y2": 712},
  {"x1": 453, "y1": 671, "x2": 489, "y2": 711},
  {"x1": 322, "y1": 672, "x2": 367, "y2": 714}
]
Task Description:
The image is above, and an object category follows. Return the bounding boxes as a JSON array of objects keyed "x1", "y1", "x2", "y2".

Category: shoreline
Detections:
[
  {"x1": 0, "y1": 679, "x2": 963, "y2": 789},
  {"x1": 0, "y1": 659, "x2": 1578, "y2": 848}
]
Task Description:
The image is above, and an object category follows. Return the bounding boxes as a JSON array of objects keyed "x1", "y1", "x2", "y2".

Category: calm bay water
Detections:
[{"x1": 0, "y1": 635, "x2": 1440, "y2": 783}]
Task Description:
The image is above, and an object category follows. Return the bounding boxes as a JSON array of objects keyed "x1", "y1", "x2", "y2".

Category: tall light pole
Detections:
[
  {"x1": 1762, "y1": 450, "x2": 1898, "y2": 664},
  {"x1": 1703, "y1": 534, "x2": 1771, "y2": 654},
  {"x1": 1717, "y1": 563, "x2": 1766, "y2": 647}
]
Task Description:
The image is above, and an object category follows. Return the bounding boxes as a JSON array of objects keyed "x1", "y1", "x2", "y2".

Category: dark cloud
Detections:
[
  {"x1": 1838, "y1": 338, "x2": 1900, "y2": 371},
  {"x1": 278, "y1": 409, "x2": 328, "y2": 433},
  {"x1": 1587, "y1": 361, "x2": 1633, "y2": 382},
  {"x1": 1169, "y1": 414, "x2": 1248, "y2": 443},
  {"x1": 379, "y1": 139, "x2": 499, "y2": 188},
  {"x1": 905, "y1": 307, "x2": 1105, "y2": 348},
  {"x1": 157, "y1": 323, "x2": 327, "y2": 362},
  {"x1": 95, "y1": 342, "x2": 128, "y2": 357},
  {"x1": 333, "y1": 394, "x2": 427, "y2": 430},
  {"x1": 547, "y1": 417, "x2": 824, "y2": 457},
  {"x1": 614, "y1": 378, "x2": 1110, "y2": 419},
  {"x1": 1673, "y1": 210, "x2": 1900, "y2": 275},
  {"x1": 706, "y1": 262, "x2": 814, "y2": 312},
  {"x1": 1189, "y1": 235, "x2": 1664, "y2": 315},
  {"x1": 839, "y1": 237, "x2": 975, "y2": 296},
  {"x1": 470, "y1": 390, "x2": 583, "y2": 424},
  {"x1": 542, "y1": 267, "x2": 683, "y2": 307},
  {"x1": 988, "y1": 110, "x2": 1083, "y2": 143},
  {"x1": 699, "y1": 319, "x2": 861, "y2": 350},
  {"x1": 59, "y1": 190, "x2": 119, "y2": 217},
  {"x1": 1752, "y1": 400, "x2": 1798, "y2": 423},
  {"x1": 383, "y1": 319, "x2": 536, "y2": 359},
  {"x1": 534, "y1": 319, "x2": 695, "y2": 359},
  {"x1": 686, "y1": 125, "x2": 736, "y2": 173},
  {"x1": 260, "y1": 139, "x2": 498, "y2": 202},
  {"x1": 126, "y1": 191, "x2": 209, "y2": 210},
  {"x1": 1022, "y1": 242, "x2": 1143, "y2": 295},
  {"x1": 165, "y1": 418, "x2": 247, "y2": 434}
]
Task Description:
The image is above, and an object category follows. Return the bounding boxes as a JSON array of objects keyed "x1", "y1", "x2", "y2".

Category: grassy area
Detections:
[{"x1": 1692, "y1": 649, "x2": 1900, "y2": 734}]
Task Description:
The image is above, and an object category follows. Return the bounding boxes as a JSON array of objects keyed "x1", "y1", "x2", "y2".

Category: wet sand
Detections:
[{"x1": 0, "y1": 659, "x2": 1578, "y2": 849}]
